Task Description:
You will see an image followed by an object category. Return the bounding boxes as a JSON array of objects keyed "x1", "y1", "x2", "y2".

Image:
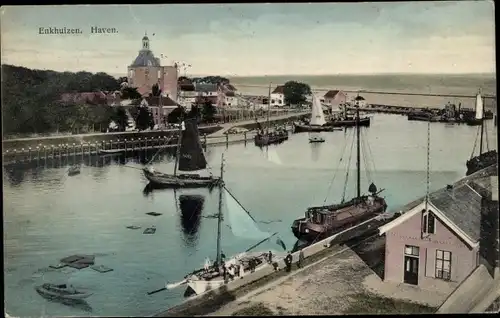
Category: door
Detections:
[{"x1": 404, "y1": 256, "x2": 419, "y2": 285}]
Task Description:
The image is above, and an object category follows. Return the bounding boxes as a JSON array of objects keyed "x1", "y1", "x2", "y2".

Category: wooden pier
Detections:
[{"x1": 1, "y1": 130, "x2": 270, "y2": 166}]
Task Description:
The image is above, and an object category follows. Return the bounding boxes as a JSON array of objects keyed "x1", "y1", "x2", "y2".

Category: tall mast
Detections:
[
  {"x1": 267, "y1": 83, "x2": 271, "y2": 134},
  {"x1": 173, "y1": 123, "x2": 182, "y2": 177},
  {"x1": 356, "y1": 104, "x2": 361, "y2": 199},
  {"x1": 479, "y1": 96, "x2": 484, "y2": 155},
  {"x1": 215, "y1": 153, "x2": 225, "y2": 266},
  {"x1": 425, "y1": 112, "x2": 431, "y2": 210}
]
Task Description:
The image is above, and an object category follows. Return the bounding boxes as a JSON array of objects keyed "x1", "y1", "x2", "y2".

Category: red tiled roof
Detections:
[
  {"x1": 272, "y1": 85, "x2": 285, "y2": 94},
  {"x1": 324, "y1": 90, "x2": 345, "y2": 99}
]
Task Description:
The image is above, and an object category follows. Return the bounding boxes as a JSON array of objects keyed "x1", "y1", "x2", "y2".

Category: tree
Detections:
[
  {"x1": 135, "y1": 106, "x2": 154, "y2": 131},
  {"x1": 167, "y1": 106, "x2": 186, "y2": 124},
  {"x1": 121, "y1": 86, "x2": 142, "y2": 100},
  {"x1": 152, "y1": 83, "x2": 162, "y2": 97},
  {"x1": 112, "y1": 106, "x2": 129, "y2": 131},
  {"x1": 201, "y1": 100, "x2": 216, "y2": 123},
  {"x1": 178, "y1": 76, "x2": 191, "y2": 84},
  {"x1": 283, "y1": 81, "x2": 312, "y2": 106},
  {"x1": 187, "y1": 105, "x2": 201, "y2": 121}
]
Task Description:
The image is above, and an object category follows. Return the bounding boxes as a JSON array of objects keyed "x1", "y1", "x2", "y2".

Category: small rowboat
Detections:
[
  {"x1": 309, "y1": 136, "x2": 325, "y2": 143},
  {"x1": 35, "y1": 283, "x2": 93, "y2": 300},
  {"x1": 98, "y1": 149, "x2": 125, "y2": 155}
]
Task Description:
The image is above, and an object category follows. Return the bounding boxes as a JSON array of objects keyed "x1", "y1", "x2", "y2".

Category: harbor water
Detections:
[{"x1": 3, "y1": 114, "x2": 498, "y2": 317}]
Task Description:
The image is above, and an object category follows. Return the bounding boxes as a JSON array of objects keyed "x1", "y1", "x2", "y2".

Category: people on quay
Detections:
[
  {"x1": 204, "y1": 257, "x2": 212, "y2": 272},
  {"x1": 268, "y1": 251, "x2": 273, "y2": 264},
  {"x1": 297, "y1": 249, "x2": 305, "y2": 269},
  {"x1": 284, "y1": 251, "x2": 293, "y2": 272}
]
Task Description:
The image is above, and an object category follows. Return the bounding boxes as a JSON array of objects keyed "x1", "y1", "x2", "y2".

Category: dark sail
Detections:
[{"x1": 178, "y1": 118, "x2": 207, "y2": 171}]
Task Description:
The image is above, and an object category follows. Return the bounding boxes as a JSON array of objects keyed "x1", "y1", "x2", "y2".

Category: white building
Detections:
[
  {"x1": 271, "y1": 85, "x2": 285, "y2": 107},
  {"x1": 353, "y1": 95, "x2": 367, "y2": 108},
  {"x1": 224, "y1": 91, "x2": 239, "y2": 107}
]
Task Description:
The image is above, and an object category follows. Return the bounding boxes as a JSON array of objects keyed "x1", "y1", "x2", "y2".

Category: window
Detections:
[
  {"x1": 404, "y1": 245, "x2": 419, "y2": 257},
  {"x1": 271, "y1": 99, "x2": 275, "y2": 104},
  {"x1": 435, "y1": 250, "x2": 451, "y2": 280},
  {"x1": 158, "y1": 70, "x2": 161, "y2": 79},
  {"x1": 314, "y1": 213, "x2": 322, "y2": 223},
  {"x1": 422, "y1": 210, "x2": 436, "y2": 234}
]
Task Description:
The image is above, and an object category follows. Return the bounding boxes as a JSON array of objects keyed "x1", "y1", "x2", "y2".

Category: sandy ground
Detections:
[{"x1": 210, "y1": 237, "x2": 457, "y2": 316}]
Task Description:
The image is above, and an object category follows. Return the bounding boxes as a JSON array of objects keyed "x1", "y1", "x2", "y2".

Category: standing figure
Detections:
[
  {"x1": 297, "y1": 250, "x2": 305, "y2": 269},
  {"x1": 284, "y1": 251, "x2": 293, "y2": 272}
]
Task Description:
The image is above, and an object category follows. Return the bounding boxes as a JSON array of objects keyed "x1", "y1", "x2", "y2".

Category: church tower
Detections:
[{"x1": 142, "y1": 33, "x2": 150, "y2": 50}]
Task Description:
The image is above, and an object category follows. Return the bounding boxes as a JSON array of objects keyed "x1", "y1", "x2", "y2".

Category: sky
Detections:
[{"x1": 0, "y1": 2, "x2": 496, "y2": 77}]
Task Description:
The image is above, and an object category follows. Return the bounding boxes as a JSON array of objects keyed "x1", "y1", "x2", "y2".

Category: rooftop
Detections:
[
  {"x1": 144, "y1": 96, "x2": 178, "y2": 107},
  {"x1": 272, "y1": 85, "x2": 285, "y2": 94},
  {"x1": 195, "y1": 83, "x2": 218, "y2": 92},
  {"x1": 324, "y1": 90, "x2": 341, "y2": 98},
  {"x1": 130, "y1": 50, "x2": 161, "y2": 68},
  {"x1": 380, "y1": 164, "x2": 498, "y2": 244}
]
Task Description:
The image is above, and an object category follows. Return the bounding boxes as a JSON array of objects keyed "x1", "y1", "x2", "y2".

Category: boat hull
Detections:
[
  {"x1": 35, "y1": 285, "x2": 92, "y2": 300},
  {"x1": 293, "y1": 123, "x2": 341, "y2": 133},
  {"x1": 309, "y1": 139, "x2": 325, "y2": 143},
  {"x1": 291, "y1": 197, "x2": 387, "y2": 243},
  {"x1": 254, "y1": 132, "x2": 288, "y2": 147},
  {"x1": 327, "y1": 117, "x2": 371, "y2": 128},
  {"x1": 466, "y1": 150, "x2": 498, "y2": 176},
  {"x1": 143, "y1": 169, "x2": 222, "y2": 189},
  {"x1": 98, "y1": 149, "x2": 125, "y2": 155}
]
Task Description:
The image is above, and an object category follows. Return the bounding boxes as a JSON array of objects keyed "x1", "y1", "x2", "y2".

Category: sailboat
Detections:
[
  {"x1": 465, "y1": 91, "x2": 498, "y2": 176},
  {"x1": 294, "y1": 95, "x2": 341, "y2": 133},
  {"x1": 254, "y1": 83, "x2": 289, "y2": 147},
  {"x1": 143, "y1": 118, "x2": 222, "y2": 188},
  {"x1": 163, "y1": 153, "x2": 287, "y2": 297},
  {"x1": 327, "y1": 96, "x2": 371, "y2": 128},
  {"x1": 291, "y1": 104, "x2": 387, "y2": 243}
]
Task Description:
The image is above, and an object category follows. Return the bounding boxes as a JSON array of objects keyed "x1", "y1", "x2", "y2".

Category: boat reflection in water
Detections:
[
  {"x1": 178, "y1": 194, "x2": 205, "y2": 245},
  {"x1": 36, "y1": 291, "x2": 93, "y2": 313}
]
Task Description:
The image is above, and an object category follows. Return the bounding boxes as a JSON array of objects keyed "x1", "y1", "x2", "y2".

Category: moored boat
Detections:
[
  {"x1": 35, "y1": 283, "x2": 93, "y2": 300},
  {"x1": 465, "y1": 90, "x2": 498, "y2": 176},
  {"x1": 67, "y1": 165, "x2": 81, "y2": 176},
  {"x1": 159, "y1": 154, "x2": 287, "y2": 297},
  {"x1": 98, "y1": 148, "x2": 125, "y2": 155},
  {"x1": 143, "y1": 118, "x2": 222, "y2": 189},
  {"x1": 293, "y1": 95, "x2": 340, "y2": 133},
  {"x1": 254, "y1": 83, "x2": 289, "y2": 147},
  {"x1": 291, "y1": 105, "x2": 387, "y2": 243}
]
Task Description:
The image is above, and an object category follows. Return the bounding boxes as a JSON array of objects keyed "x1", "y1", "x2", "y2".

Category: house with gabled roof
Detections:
[
  {"x1": 323, "y1": 90, "x2": 347, "y2": 111},
  {"x1": 139, "y1": 95, "x2": 179, "y2": 127},
  {"x1": 271, "y1": 85, "x2": 285, "y2": 107},
  {"x1": 378, "y1": 164, "x2": 498, "y2": 288}
]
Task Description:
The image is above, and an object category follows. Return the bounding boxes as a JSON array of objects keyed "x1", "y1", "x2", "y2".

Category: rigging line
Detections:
[
  {"x1": 362, "y1": 128, "x2": 377, "y2": 175},
  {"x1": 470, "y1": 126, "x2": 481, "y2": 159},
  {"x1": 322, "y1": 128, "x2": 353, "y2": 204},
  {"x1": 147, "y1": 135, "x2": 175, "y2": 164},
  {"x1": 484, "y1": 120, "x2": 490, "y2": 151},
  {"x1": 341, "y1": 129, "x2": 356, "y2": 203},
  {"x1": 244, "y1": 232, "x2": 279, "y2": 253},
  {"x1": 361, "y1": 138, "x2": 372, "y2": 185}
]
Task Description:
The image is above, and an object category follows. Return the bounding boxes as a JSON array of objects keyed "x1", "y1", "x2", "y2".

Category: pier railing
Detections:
[{"x1": 1, "y1": 128, "x2": 294, "y2": 166}]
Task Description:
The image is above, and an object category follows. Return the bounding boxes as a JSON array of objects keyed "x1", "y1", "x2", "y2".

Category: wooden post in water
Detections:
[
  {"x1": 81, "y1": 143, "x2": 84, "y2": 159},
  {"x1": 131, "y1": 138, "x2": 134, "y2": 151},
  {"x1": 125, "y1": 139, "x2": 128, "y2": 152},
  {"x1": 36, "y1": 147, "x2": 40, "y2": 165},
  {"x1": 28, "y1": 147, "x2": 32, "y2": 161},
  {"x1": 244, "y1": 132, "x2": 247, "y2": 145},
  {"x1": 226, "y1": 133, "x2": 229, "y2": 146}
]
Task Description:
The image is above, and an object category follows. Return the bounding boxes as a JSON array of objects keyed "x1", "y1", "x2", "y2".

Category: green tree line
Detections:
[{"x1": 2, "y1": 64, "x2": 130, "y2": 136}]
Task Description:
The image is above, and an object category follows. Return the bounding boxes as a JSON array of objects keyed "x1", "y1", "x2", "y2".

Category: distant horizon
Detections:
[
  {"x1": 3, "y1": 63, "x2": 496, "y2": 80},
  {"x1": 1, "y1": 3, "x2": 495, "y2": 75}
]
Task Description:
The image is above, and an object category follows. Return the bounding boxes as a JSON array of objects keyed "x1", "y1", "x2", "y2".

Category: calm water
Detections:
[{"x1": 3, "y1": 114, "x2": 498, "y2": 317}]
